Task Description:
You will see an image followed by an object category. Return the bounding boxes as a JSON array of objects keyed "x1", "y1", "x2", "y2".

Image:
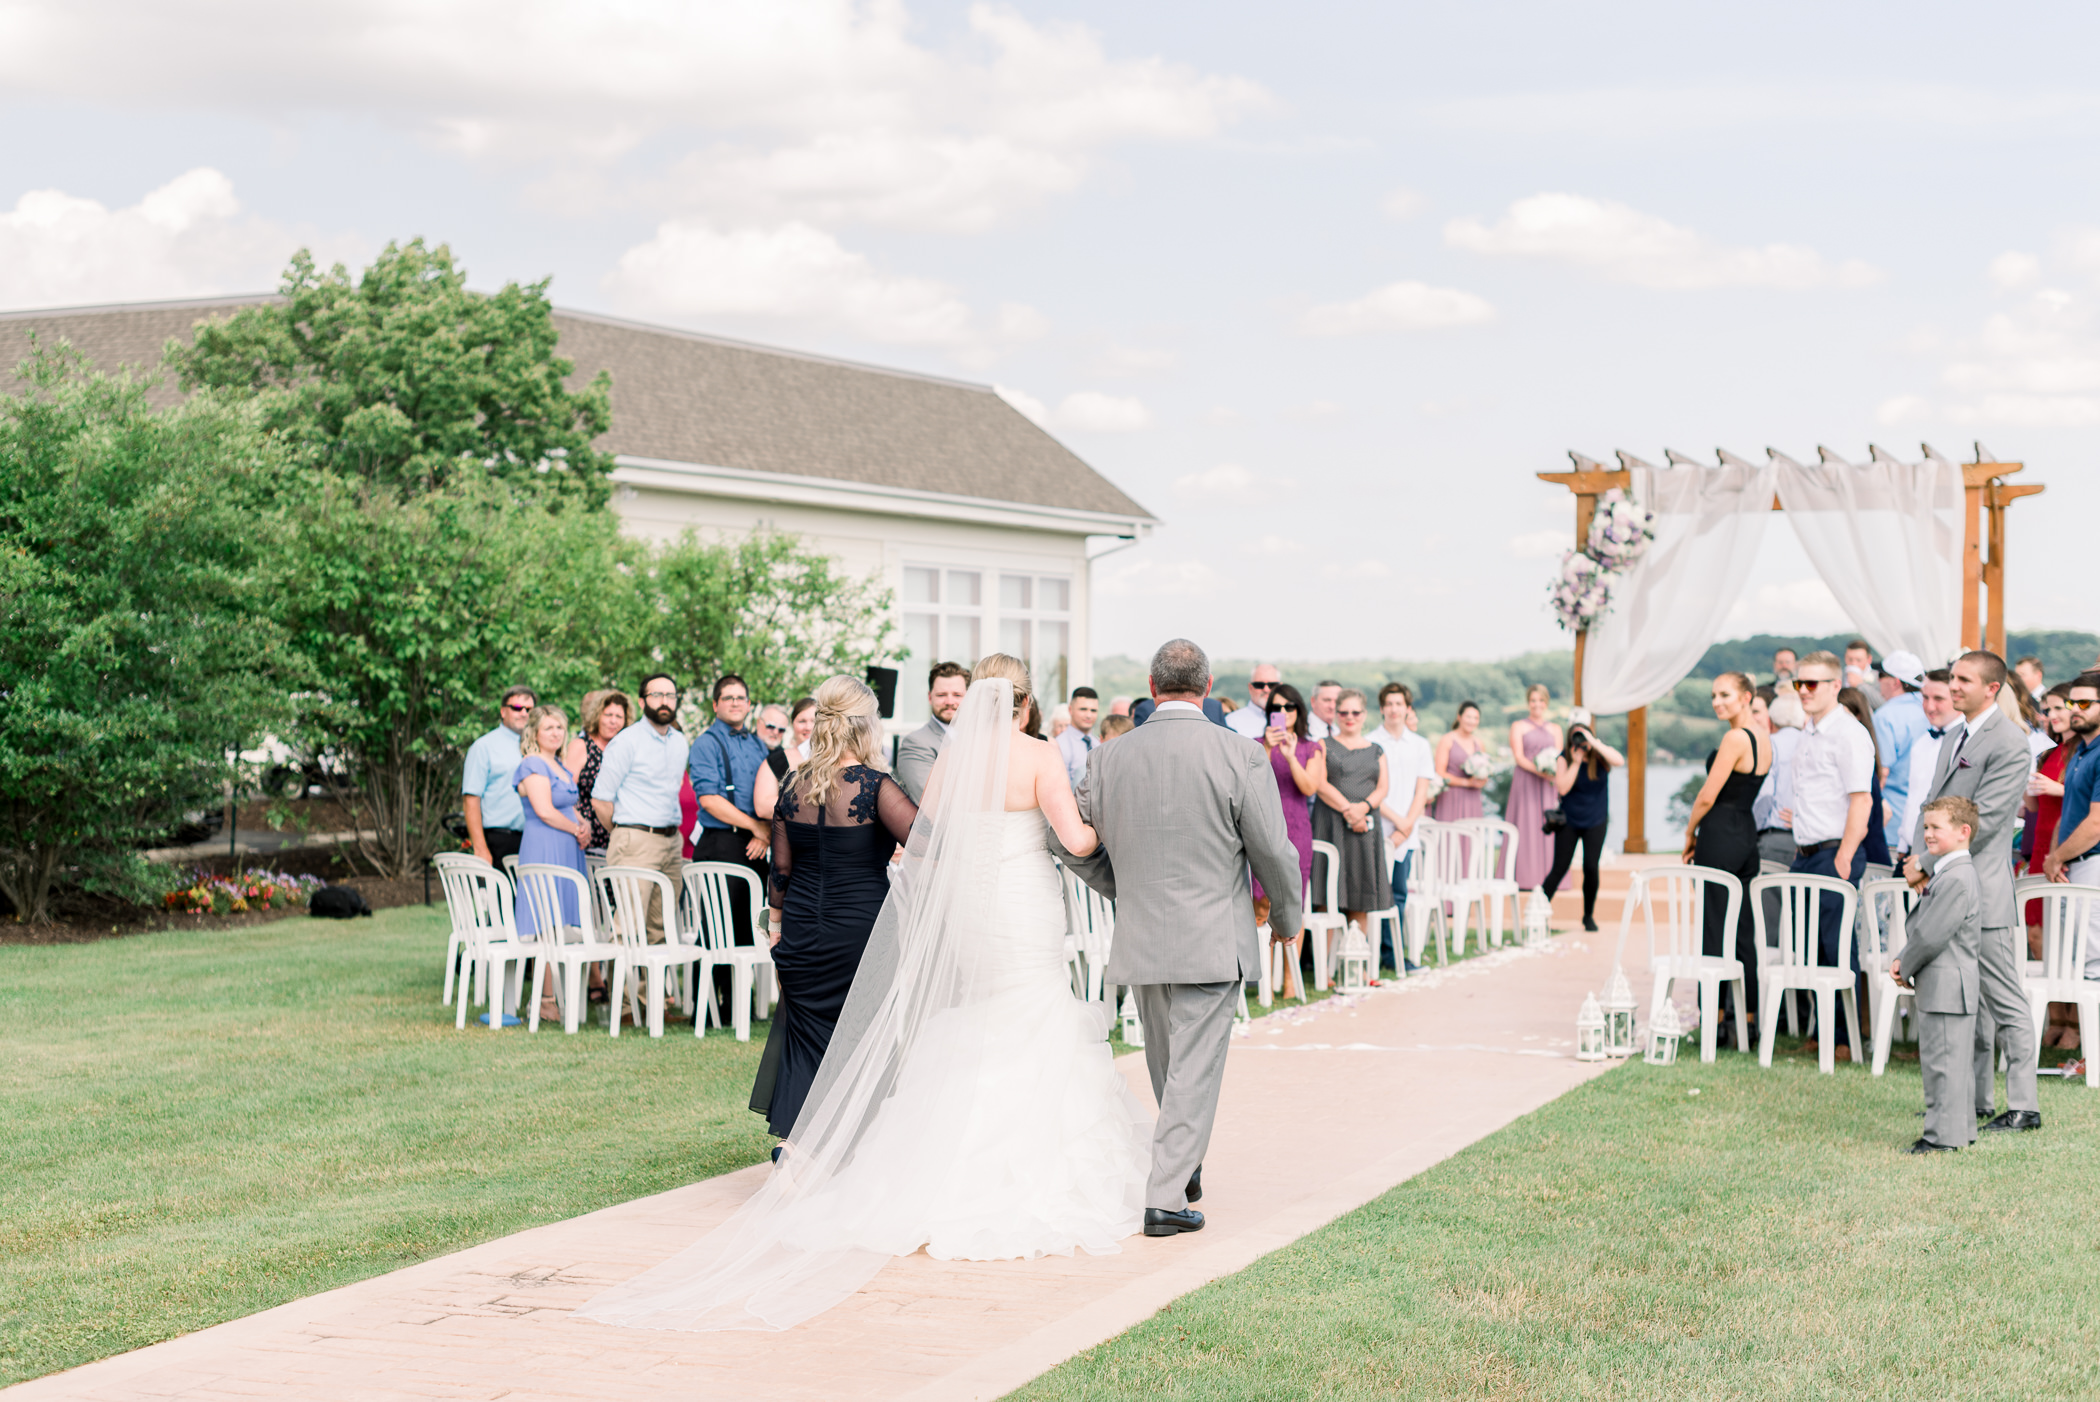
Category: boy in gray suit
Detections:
[{"x1": 1892, "y1": 795, "x2": 1983, "y2": 1153}]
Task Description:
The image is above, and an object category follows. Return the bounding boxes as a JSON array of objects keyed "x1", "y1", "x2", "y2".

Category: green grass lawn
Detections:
[
  {"x1": 1012, "y1": 1046, "x2": 2100, "y2": 1402},
  {"x1": 0, "y1": 905, "x2": 775, "y2": 1387}
]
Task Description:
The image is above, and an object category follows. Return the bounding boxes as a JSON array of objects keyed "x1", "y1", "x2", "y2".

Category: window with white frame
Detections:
[{"x1": 899, "y1": 564, "x2": 1071, "y2": 722}]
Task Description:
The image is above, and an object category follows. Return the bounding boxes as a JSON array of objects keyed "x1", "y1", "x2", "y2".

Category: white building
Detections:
[{"x1": 2, "y1": 298, "x2": 1156, "y2": 725}]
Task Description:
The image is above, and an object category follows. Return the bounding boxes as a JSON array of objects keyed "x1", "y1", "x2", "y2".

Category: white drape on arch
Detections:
[
  {"x1": 1578, "y1": 453, "x2": 1778, "y2": 716},
  {"x1": 1771, "y1": 447, "x2": 1963, "y2": 666}
]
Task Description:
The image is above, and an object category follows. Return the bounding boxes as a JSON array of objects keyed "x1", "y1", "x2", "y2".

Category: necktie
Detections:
[{"x1": 1083, "y1": 734, "x2": 1092, "y2": 750}]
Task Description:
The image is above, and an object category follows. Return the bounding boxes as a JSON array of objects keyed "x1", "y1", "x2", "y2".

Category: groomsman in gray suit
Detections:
[
  {"x1": 893, "y1": 662, "x2": 969, "y2": 804},
  {"x1": 1052, "y1": 638, "x2": 1303, "y2": 1237},
  {"x1": 1891, "y1": 796, "x2": 1983, "y2": 1153},
  {"x1": 1906, "y1": 651, "x2": 2039, "y2": 1133}
]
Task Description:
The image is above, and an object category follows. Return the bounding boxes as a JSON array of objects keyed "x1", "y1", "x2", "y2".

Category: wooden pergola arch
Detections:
[{"x1": 1539, "y1": 447, "x2": 2045, "y2": 854}]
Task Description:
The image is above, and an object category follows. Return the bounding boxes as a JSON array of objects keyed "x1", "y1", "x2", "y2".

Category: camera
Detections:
[{"x1": 1566, "y1": 726, "x2": 1592, "y2": 753}]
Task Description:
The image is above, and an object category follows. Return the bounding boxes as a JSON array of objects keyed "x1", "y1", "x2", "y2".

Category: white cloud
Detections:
[
  {"x1": 1445, "y1": 193, "x2": 1880, "y2": 291},
  {"x1": 993, "y1": 302, "x2": 1050, "y2": 342},
  {"x1": 1096, "y1": 556, "x2": 1223, "y2": 599},
  {"x1": 1173, "y1": 461, "x2": 1297, "y2": 503},
  {"x1": 995, "y1": 383, "x2": 1050, "y2": 426},
  {"x1": 1917, "y1": 266, "x2": 2100, "y2": 427},
  {"x1": 1381, "y1": 187, "x2": 1425, "y2": 221},
  {"x1": 1726, "y1": 578, "x2": 1851, "y2": 634},
  {"x1": 602, "y1": 218, "x2": 975, "y2": 346},
  {"x1": 1505, "y1": 529, "x2": 1568, "y2": 559},
  {"x1": 1092, "y1": 344, "x2": 1179, "y2": 376},
  {"x1": 1988, "y1": 251, "x2": 2041, "y2": 291},
  {"x1": 1297, "y1": 280, "x2": 1495, "y2": 336},
  {"x1": 1875, "y1": 394, "x2": 1932, "y2": 426},
  {"x1": 1053, "y1": 390, "x2": 1152, "y2": 433},
  {"x1": 0, "y1": 168, "x2": 358, "y2": 310}
]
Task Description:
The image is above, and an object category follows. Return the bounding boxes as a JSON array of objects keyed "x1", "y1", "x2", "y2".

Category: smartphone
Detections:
[{"x1": 1269, "y1": 711, "x2": 1287, "y2": 729}]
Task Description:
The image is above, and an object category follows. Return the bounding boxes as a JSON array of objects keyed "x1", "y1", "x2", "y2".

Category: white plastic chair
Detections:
[
  {"x1": 1451, "y1": 819, "x2": 1521, "y2": 950},
  {"x1": 681, "y1": 862, "x2": 776, "y2": 1041},
  {"x1": 1750, "y1": 873, "x2": 1861, "y2": 1074},
  {"x1": 433, "y1": 852, "x2": 501, "y2": 1007},
  {"x1": 597, "y1": 865, "x2": 706, "y2": 1038},
  {"x1": 443, "y1": 865, "x2": 540, "y2": 1031},
  {"x1": 1860, "y1": 877, "x2": 1918, "y2": 1076},
  {"x1": 1404, "y1": 821, "x2": 1452, "y2": 966},
  {"x1": 2024, "y1": 882, "x2": 2100, "y2": 1088},
  {"x1": 1058, "y1": 862, "x2": 1117, "y2": 1004},
  {"x1": 1301, "y1": 840, "x2": 1348, "y2": 993},
  {"x1": 1613, "y1": 865, "x2": 1748, "y2": 1061},
  {"x1": 514, "y1": 862, "x2": 621, "y2": 1034}
]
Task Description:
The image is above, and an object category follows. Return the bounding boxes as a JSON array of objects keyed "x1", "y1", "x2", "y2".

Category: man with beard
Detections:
[
  {"x1": 593, "y1": 673, "x2": 691, "y2": 951},
  {"x1": 690, "y1": 674, "x2": 771, "y2": 947},
  {"x1": 2043, "y1": 672, "x2": 2100, "y2": 986},
  {"x1": 895, "y1": 662, "x2": 969, "y2": 803}
]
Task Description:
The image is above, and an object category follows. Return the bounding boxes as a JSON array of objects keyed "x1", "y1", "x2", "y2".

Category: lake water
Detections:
[{"x1": 1607, "y1": 761, "x2": 1697, "y2": 855}]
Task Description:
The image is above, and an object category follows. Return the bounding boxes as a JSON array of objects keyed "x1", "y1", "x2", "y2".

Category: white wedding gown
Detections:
[{"x1": 576, "y1": 795, "x2": 1151, "y2": 1332}]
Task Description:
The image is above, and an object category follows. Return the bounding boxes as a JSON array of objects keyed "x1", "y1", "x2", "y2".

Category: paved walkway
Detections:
[{"x1": 11, "y1": 867, "x2": 1658, "y2": 1402}]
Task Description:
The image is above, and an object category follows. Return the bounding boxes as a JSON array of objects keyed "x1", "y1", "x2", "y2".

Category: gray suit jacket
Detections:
[
  {"x1": 1894, "y1": 856, "x2": 1980, "y2": 1015},
  {"x1": 1910, "y1": 707, "x2": 2029, "y2": 929},
  {"x1": 893, "y1": 718, "x2": 945, "y2": 805},
  {"x1": 1051, "y1": 707, "x2": 1303, "y2": 986}
]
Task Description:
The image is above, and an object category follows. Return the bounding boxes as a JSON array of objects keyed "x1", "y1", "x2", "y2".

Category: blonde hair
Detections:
[
  {"x1": 790, "y1": 675, "x2": 886, "y2": 807},
  {"x1": 970, "y1": 652, "x2": 1033, "y2": 717},
  {"x1": 1526, "y1": 683, "x2": 1550, "y2": 703},
  {"x1": 579, "y1": 689, "x2": 630, "y2": 742},
  {"x1": 1768, "y1": 695, "x2": 1807, "y2": 730},
  {"x1": 1098, "y1": 713, "x2": 1134, "y2": 741},
  {"x1": 519, "y1": 704, "x2": 569, "y2": 756}
]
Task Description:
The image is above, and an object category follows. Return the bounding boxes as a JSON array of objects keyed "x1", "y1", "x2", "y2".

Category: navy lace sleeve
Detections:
[
  {"x1": 770, "y1": 781, "x2": 798, "y2": 906},
  {"x1": 877, "y1": 775, "x2": 917, "y2": 843}
]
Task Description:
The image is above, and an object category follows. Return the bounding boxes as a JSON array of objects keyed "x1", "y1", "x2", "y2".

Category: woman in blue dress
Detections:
[{"x1": 513, "y1": 705, "x2": 590, "y2": 1022}]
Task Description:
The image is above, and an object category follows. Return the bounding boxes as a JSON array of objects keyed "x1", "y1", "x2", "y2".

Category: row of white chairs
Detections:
[
  {"x1": 434, "y1": 852, "x2": 776, "y2": 1040},
  {"x1": 1614, "y1": 864, "x2": 2100, "y2": 1081}
]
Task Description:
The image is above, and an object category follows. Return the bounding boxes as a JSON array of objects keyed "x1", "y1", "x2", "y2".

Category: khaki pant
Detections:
[{"x1": 603, "y1": 827, "x2": 683, "y2": 944}]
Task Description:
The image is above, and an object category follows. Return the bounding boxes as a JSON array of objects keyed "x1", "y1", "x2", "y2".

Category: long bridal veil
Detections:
[{"x1": 576, "y1": 677, "x2": 1023, "y2": 1332}]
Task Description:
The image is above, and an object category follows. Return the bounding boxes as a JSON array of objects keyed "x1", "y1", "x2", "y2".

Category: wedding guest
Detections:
[
  {"x1": 1314, "y1": 690, "x2": 1390, "y2": 973},
  {"x1": 1056, "y1": 686, "x2": 1100, "y2": 787},
  {"x1": 1773, "y1": 648, "x2": 1799, "y2": 684},
  {"x1": 2041, "y1": 673, "x2": 2100, "y2": 991},
  {"x1": 753, "y1": 699, "x2": 815, "y2": 824},
  {"x1": 1098, "y1": 713, "x2": 1135, "y2": 744},
  {"x1": 512, "y1": 704, "x2": 589, "y2": 1022},
  {"x1": 1783, "y1": 653, "x2": 1876, "y2": 1060},
  {"x1": 788, "y1": 696, "x2": 816, "y2": 763},
  {"x1": 1227, "y1": 663, "x2": 1282, "y2": 739},
  {"x1": 2016, "y1": 655, "x2": 2047, "y2": 705},
  {"x1": 462, "y1": 685, "x2": 535, "y2": 865},
  {"x1": 691, "y1": 674, "x2": 771, "y2": 946},
  {"x1": 1309, "y1": 681, "x2": 1342, "y2": 741},
  {"x1": 593, "y1": 674, "x2": 690, "y2": 949},
  {"x1": 1899, "y1": 671, "x2": 1958, "y2": 862},
  {"x1": 1838, "y1": 687, "x2": 1894, "y2": 877},
  {"x1": 1872, "y1": 651, "x2": 1929, "y2": 852},
  {"x1": 2023, "y1": 683, "x2": 2075, "y2": 1044},
  {"x1": 1108, "y1": 696, "x2": 1133, "y2": 718},
  {"x1": 1844, "y1": 640, "x2": 1883, "y2": 710},
  {"x1": 1754, "y1": 692, "x2": 1807, "y2": 869},
  {"x1": 564, "y1": 689, "x2": 629, "y2": 856},
  {"x1": 1681, "y1": 672, "x2": 1770, "y2": 1030},
  {"x1": 1892, "y1": 797, "x2": 1983, "y2": 1154},
  {"x1": 1023, "y1": 694, "x2": 1045, "y2": 739},
  {"x1": 755, "y1": 705, "x2": 790, "y2": 752},
  {"x1": 1368, "y1": 682, "x2": 1434, "y2": 973},
  {"x1": 760, "y1": 675, "x2": 918, "y2": 1144},
  {"x1": 1507, "y1": 684, "x2": 1561, "y2": 890},
  {"x1": 1431, "y1": 701, "x2": 1490, "y2": 824},
  {"x1": 2007, "y1": 681, "x2": 2051, "y2": 760},
  {"x1": 1048, "y1": 703, "x2": 1071, "y2": 739},
  {"x1": 1252, "y1": 684, "x2": 1324, "y2": 999},
  {"x1": 1543, "y1": 719, "x2": 1623, "y2": 932},
  {"x1": 895, "y1": 662, "x2": 968, "y2": 803}
]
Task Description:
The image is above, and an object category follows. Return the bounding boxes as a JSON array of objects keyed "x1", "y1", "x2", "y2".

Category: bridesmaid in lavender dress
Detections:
[
  {"x1": 1431, "y1": 701, "x2": 1490, "y2": 824},
  {"x1": 1506, "y1": 684, "x2": 1562, "y2": 890}
]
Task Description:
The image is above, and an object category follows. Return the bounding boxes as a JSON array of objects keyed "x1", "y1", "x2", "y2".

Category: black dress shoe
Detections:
[
  {"x1": 1981, "y1": 1110, "x2": 2041, "y2": 1133},
  {"x1": 1185, "y1": 1165, "x2": 1202, "y2": 1204},
  {"x1": 1582, "y1": 917, "x2": 1599, "y2": 933},
  {"x1": 1905, "y1": 1138, "x2": 1959, "y2": 1154},
  {"x1": 1143, "y1": 1207, "x2": 1204, "y2": 1236}
]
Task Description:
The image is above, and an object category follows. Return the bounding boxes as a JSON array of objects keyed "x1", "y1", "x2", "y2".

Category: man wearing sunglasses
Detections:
[
  {"x1": 1225, "y1": 664, "x2": 1282, "y2": 740},
  {"x1": 1782, "y1": 652, "x2": 1876, "y2": 1060},
  {"x1": 461, "y1": 684, "x2": 536, "y2": 866},
  {"x1": 2042, "y1": 673, "x2": 2100, "y2": 990}
]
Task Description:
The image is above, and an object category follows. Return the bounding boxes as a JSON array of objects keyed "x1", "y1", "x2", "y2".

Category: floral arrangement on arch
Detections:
[{"x1": 1546, "y1": 487, "x2": 1656, "y2": 631}]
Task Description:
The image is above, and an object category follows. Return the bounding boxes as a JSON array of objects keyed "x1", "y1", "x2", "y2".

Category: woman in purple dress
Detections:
[
  {"x1": 1431, "y1": 701, "x2": 1490, "y2": 823},
  {"x1": 1251, "y1": 684, "x2": 1326, "y2": 999},
  {"x1": 1506, "y1": 684, "x2": 1561, "y2": 890}
]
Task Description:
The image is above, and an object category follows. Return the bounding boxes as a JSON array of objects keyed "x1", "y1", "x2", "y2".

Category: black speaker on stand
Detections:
[{"x1": 866, "y1": 665, "x2": 900, "y2": 767}]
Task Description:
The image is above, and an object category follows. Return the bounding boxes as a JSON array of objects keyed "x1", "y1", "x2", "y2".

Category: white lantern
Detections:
[
  {"x1": 1603, "y1": 966, "x2": 1639, "y2": 1058},
  {"x1": 1120, "y1": 987, "x2": 1145, "y2": 1047},
  {"x1": 1644, "y1": 998, "x2": 1684, "y2": 1066},
  {"x1": 1336, "y1": 923, "x2": 1372, "y2": 994},
  {"x1": 1575, "y1": 991, "x2": 1606, "y2": 1062},
  {"x1": 1522, "y1": 891, "x2": 1552, "y2": 947}
]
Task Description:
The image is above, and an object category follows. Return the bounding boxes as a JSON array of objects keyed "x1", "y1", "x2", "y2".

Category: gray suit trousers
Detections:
[
  {"x1": 1134, "y1": 981, "x2": 1238, "y2": 1211},
  {"x1": 1919, "y1": 1007, "x2": 1979, "y2": 1148},
  {"x1": 1973, "y1": 925, "x2": 2039, "y2": 1115}
]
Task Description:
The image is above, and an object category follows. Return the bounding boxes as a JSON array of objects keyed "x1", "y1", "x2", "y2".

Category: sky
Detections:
[{"x1": 3, "y1": 0, "x2": 2095, "y2": 662}]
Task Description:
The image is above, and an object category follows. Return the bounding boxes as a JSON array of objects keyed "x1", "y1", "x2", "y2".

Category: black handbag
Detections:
[{"x1": 1543, "y1": 808, "x2": 1568, "y2": 835}]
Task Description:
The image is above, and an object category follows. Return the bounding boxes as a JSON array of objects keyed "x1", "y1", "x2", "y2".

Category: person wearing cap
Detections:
[{"x1": 1872, "y1": 650, "x2": 1930, "y2": 852}]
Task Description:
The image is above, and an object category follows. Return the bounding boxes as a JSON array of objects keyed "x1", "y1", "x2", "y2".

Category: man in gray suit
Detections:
[
  {"x1": 1906, "y1": 650, "x2": 2038, "y2": 1133},
  {"x1": 1891, "y1": 796, "x2": 1983, "y2": 1153},
  {"x1": 893, "y1": 662, "x2": 969, "y2": 803},
  {"x1": 1053, "y1": 638, "x2": 1302, "y2": 1237}
]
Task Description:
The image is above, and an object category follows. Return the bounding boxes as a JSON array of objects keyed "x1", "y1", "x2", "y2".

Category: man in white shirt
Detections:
[
  {"x1": 1055, "y1": 686, "x2": 1100, "y2": 787},
  {"x1": 1226, "y1": 664, "x2": 1281, "y2": 740},
  {"x1": 592, "y1": 672, "x2": 692, "y2": 946},
  {"x1": 1366, "y1": 683, "x2": 1434, "y2": 973},
  {"x1": 1308, "y1": 681, "x2": 1341, "y2": 741},
  {"x1": 1896, "y1": 669, "x2": 1956, "y2": 861},
  {"x1": 1782, "y1": 651, "x2": 1876, "y2": 1057}
]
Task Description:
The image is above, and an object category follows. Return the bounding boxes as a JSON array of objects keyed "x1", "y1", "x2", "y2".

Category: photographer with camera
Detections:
[{"x1": 1540, "y1": 712, "x2": 1625, "y2": 932}]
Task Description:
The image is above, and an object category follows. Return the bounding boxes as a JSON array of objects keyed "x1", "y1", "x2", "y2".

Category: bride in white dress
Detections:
[{"x1": 577, "y1": 654, "x2": 1151, "y2": 1332}]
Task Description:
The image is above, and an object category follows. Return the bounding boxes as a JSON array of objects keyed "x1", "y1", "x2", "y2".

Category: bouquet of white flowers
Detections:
[
  {"x1": 1463, "y1": 751, "x2": 1494, "y2": 780},
  {"x1": 1532, "y1": 747, "x2": 1559, "y2": 774}
]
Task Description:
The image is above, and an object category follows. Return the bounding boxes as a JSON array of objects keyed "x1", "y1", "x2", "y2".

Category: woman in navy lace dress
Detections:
[{"x1": 760, "y1": 676, "x2": 917, "y2": 1141}]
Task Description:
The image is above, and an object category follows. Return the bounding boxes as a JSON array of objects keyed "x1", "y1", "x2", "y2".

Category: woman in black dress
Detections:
[
  {"x1": 760, "y1": 675, "x2": 917, "y2": 1143},
  {"x1": 1682, "y1": 671, "x2": 1771, "y2": 1029}
]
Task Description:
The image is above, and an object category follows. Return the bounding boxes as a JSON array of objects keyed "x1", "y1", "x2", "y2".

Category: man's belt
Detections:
[
  {"x1": 1795, "y1": 839, "x2": 1839, "y2": 857},
  {"x1": 614, "y1": 823, "x2": 680, "y2": 837}
]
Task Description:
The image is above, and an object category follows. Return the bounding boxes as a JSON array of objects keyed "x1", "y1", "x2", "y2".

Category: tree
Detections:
[
  {"x1": 0, "y1": 350, "x2": 296, "y2": 922},
  {"x1": 639, "y1": 531, "x2": 897, "y2": 712},
  {"x1": 171, "y1": 240, "x2": 615, "y2": 507}
]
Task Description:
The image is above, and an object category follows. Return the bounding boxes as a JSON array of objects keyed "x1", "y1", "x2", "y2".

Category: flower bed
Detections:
[{"x1": 161, "y1": 867, "x2": 326, "y2": 916}]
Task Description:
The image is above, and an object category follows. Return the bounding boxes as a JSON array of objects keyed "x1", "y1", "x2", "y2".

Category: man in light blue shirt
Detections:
[
  {"x1": 1873, "y1": 650, "x2": 1930, "y2": 851},
  {"x1": 593, "y1": 673, "x2": 690, "y2": 945},
  {"x1": 689, "y1": 673, "x2": 770, "y2": 946},
  {"x1": 462, "y1": 685, "x2": 536, "y2": 865},
  {"x1": 1055, "y1": 687, "x2": 1100, "y2": 787}
]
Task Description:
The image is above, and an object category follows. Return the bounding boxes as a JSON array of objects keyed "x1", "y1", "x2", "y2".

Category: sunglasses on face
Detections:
[
  {"x1": 1249, "y1": 681, "x2": 1275, "y2": 691},
  {"x1": 760, "y1": 723, "x2": 785, "y2": 734},
  {"x1": 1793, "y1": 678, "x2": 1829, "y2": 693},
  {"x1": 1337, "y1": 709, "x2": 1366, "y2": 718},
  {"x1": 504, "y1": 702, "x2": 534, "y2": 713},
  {"x1": 2068, "y1": 697, "x2": 2100, "y2": 711},
  {"x1": 1275, "y1": 703, "x2": 1300, "y2": 713}
]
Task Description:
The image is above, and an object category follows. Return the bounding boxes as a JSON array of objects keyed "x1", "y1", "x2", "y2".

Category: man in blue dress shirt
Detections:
[
  {"x1": 462, "y1": 685, "x2": 536, "y2": 865},
  {"x1": 1872, "y1": 650, "x2": 1930, "y2": 853},
  {"x1": 690, "y1": 673, "x2": 771, "y2": 946}
]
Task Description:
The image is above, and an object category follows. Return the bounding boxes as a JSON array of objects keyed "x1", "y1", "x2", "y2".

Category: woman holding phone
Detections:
[{"x1": 1252, "y1": 683, "x2": 1325, "y2": 999}]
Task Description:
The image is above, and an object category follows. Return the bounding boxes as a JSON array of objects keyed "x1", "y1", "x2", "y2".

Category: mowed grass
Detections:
[
  {"x1": 0, "y1": 905, "x2": 775, "y2": 1386},
  {"x1": 1012, "y1": 1046, "x2": 2100, "y2": 1402}
]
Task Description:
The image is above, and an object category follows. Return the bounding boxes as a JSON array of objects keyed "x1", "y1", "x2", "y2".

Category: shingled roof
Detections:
[{"x1": 0, "y1": 297, "x2": 1154, "y2": 524}]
